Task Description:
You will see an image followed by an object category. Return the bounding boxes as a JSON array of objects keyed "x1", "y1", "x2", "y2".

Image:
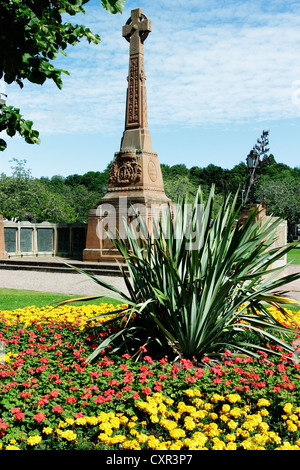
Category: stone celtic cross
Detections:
[{"x1": 121, "y1": 8, "x2": 152, "y2": 151}]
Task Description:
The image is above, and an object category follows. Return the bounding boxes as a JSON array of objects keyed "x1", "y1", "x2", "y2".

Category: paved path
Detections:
[
  {"x1": 0, "y1": 269, "x2": 129, "y2": 297},
  {"x1": 0, "y1": 262, "x2": 299, "y2": 301}
]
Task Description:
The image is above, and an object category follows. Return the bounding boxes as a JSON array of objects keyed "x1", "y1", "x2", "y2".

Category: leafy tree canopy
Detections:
[{"x1": 0, "y1": 0, "x2": 125, "y2": 150}]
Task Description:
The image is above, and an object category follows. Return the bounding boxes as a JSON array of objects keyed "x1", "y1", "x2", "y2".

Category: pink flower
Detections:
[{"x1": 142, "y1": 388, "x2": 151, "y2": 395}]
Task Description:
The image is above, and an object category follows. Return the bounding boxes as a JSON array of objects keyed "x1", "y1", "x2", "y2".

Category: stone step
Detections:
[{"x1": 0, "y1": 259, "x2": 128, "y2": 277}]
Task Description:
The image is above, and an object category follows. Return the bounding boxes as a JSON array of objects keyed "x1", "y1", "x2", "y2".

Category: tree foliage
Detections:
[
  {"x1": 0, "y1": 0, "x2": 125, "y2": 150},
  {"x1": 0, "y1": 158, "x2": 298, "y2": 234}
]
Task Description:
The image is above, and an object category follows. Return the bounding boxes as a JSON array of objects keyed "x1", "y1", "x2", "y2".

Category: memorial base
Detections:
[{"x1": 83, "y1": 189, "x2": 172, "y2": 262}]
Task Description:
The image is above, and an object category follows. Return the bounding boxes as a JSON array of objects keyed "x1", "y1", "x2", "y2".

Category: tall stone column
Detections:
[{"x1": 83, "y1": 8, "x2": 171, "y2": 262}]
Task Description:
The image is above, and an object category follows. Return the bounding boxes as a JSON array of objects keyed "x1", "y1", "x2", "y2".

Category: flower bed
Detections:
[{"x1": 0, "y1": 304, "x2": 300, "y2": 450}]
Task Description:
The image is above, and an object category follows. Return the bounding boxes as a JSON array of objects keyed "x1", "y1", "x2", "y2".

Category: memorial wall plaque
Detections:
[
  {"x1": 20, "y1": 228, "x2": 33, "y2": 252},
  {"x1": 37, "y1": 228, "x2": 53, "y2": 252},
  {"x1": 4, "y1": 228, "x2": 16, "y2": 253},
  {"x1": 73, "y1": 228, "x2": 85, "y2": 253},
  {"x1": 57, "y1": 228, "x2": 70, "y2": 253}
]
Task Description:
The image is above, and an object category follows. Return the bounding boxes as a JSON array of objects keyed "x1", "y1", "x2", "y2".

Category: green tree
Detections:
[
  {"x1": 258, "y1": 176, "x2": 300, "y2": 241},
  {"x1": 0, "y1": 0, "x2": 125, "y2": 150},
  {"x1": 0, "y1": 159, "x2": 77, "y2": 222}
]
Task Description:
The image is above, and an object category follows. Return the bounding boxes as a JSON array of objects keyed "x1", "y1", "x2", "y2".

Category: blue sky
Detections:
[{"x1": 1, "y1": 0, "x2": 300, "y2": 177}]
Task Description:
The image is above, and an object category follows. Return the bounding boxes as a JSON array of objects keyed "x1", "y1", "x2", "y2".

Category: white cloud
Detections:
[{"x1": 5, "y1": 0, "x2": 300, "y2": 137}]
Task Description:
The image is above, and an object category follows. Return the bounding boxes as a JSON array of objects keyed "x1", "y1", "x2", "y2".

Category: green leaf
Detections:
[{"x1": 101, "y1": 0, "x2": 125, "y2": 14}]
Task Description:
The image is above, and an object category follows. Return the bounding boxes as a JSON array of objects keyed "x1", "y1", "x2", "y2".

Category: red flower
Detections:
[
  {"x1": 94, "y1": 395, "x2": 105, "y2": 404},
  {"x1": 277, "y1": 363, "x2": 286, "y2": 372},
  {"x1": 144, "y1": 356, "x2": 153, "y2": 364},
  {"x1": 195, "y1": 368, "x2": 204, "y2": 378},
  {"x1": 122, "y1": 354, "x2": 131, "y2": 359},
  {"x1": 185, "y1": 375, "x2": 196, "y2": 383},
  {"x1": 89, "y1": 371, "x2": 100, "y2": 378},
  {"x1": 66, "y1": 396, "x2": 76, "y2": 404},
  {"x1": 0, "y1": 418, "x2": 10, "y2": 430},
  {"x1": 52, "y1": 405, "x2": 63, "y2": 414},
  {"x1": 212, "y1": 377, "x2": 222, "y2": 384},
  {"x1": 109, "y1": 379, "x2": 119, "y2": 387},
  {"x1": 132, "y1": 392, "x2": 140, "y2": 400},
  {"x1": 142, "y1": 388, "x2": 151, "y2": 395},
  {"x1": 33, "y1": 412, "x2": 46, "y2": 423}
]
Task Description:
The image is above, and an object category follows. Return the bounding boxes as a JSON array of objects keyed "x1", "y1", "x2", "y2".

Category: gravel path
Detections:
[
  {"x1": 0, "y1": 270, "x2": 129, "y2": 297},
  {"x1": 0, "y1": 263, "x2": 299, "y2": 301}
]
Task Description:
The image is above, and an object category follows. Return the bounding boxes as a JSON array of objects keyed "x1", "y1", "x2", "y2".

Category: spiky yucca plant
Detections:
[{"x1": 66, "y1": 186, "x2": 300, "y2": 362}]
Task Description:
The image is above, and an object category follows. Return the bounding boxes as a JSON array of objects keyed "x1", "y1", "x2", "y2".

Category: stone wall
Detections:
[{"x1": 3, "y1": 221, "x2": 87, "y2": 258}]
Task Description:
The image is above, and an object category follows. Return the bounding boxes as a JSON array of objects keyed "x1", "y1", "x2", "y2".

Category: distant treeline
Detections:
[{"x1": 0, "y1": 157, "x2": 299, "y2": 239}]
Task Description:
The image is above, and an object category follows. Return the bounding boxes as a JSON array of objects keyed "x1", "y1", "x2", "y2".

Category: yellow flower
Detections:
[
  {"x1": 184, "y1": 417, "x2": 196, "y2": 431},
  {"x1": 258, "y1": 422, "x2": 269, "y2": 433},
  {"x1": 42, "y1": 427, "x2": 53, "y2": 435},
  {"x1": 226, "y1": 394, "x2": 242, "y2": 404},
  {"x1": 257, "y1": 398, "x2": 271, "y2": 407},
  {"x1": 127, "y1": 421, "x2": 137, "y2": 429},
  {"x1": 283, "y1": 403, "x2": 293, "y2": 414},
  {"x1": 65, "y1": 417, "x2": 75, "y2": 426},
  {"x1": 86, "y1": 416, "x2": 98, "y2": 426},
  {"x1": 169, "y1": 428, "x2": 186, "y2": 440},
  {"x1": 119, "y1": 416, "x2": 129, "y2": 425},
  {"x1": 27, "y1": 435, "x2": 42, "y2": 446},
  {"x1": 5, "y1": 445, "x2": 21, "y2": 450},
  {"x1": 227, "y1": 420, "x2": 238, "y2": 430},
  {"x1": 211, "y1": 394, "x2": 225, "y2": 403},
  {"x1": 226, "y1": 442, "x2": 237, "y2": 450},
  {"x1": 221, "y1": 404, "x2": 231, "y2": 413},
  {"x1": 147, "y1": 436, "x2": 161, "y2": 449},
  {"x1": 60, "y1": 430, "x2": 77, "y2": 441},
  {"x1": 75, "y1": 417, "x2": 87, "y2": 426},
  {"x1": 229, "y1": 407, "x2": 243, "y2": 419},
  {"x1": 286, "y1": 421, "x2": 298, "y2": 433},
  {"x1": 212, "y1": 438, "x2": 226, "y2": 450}
]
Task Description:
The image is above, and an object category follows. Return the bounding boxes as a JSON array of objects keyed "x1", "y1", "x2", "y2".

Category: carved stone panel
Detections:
[{"x1": 109, "y1": 154, "x2": 142, "y2": 186}]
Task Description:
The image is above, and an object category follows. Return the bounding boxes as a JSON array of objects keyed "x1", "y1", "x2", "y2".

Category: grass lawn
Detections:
[
  {"x1": 0, "y1": 288, "x2": 120, "y2": 311},
  {"x1": 287, "y1": 248, "x2": 300, "y2": 265}
]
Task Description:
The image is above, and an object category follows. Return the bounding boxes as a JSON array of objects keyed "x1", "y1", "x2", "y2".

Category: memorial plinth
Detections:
[{"x1": 83, "y1": 8, "x2": 171, "y2": 262}]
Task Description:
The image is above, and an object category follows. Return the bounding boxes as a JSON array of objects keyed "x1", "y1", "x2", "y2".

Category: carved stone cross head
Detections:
[{"x1": 122, "y1": 8, "x2": 152, "y2": 55}]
